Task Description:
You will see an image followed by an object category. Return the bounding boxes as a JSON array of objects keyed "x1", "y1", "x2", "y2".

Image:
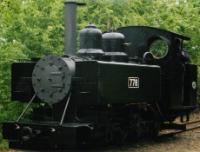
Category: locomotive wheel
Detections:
[
  {"x1": 105, "y1": 124, "x2": 128, "y2": 144},
  {"x1": 149, "y1": 121, "x2": 160, "y2": 138},
  {"x1": 129, "y1": 113, "x2": 146, "y2": 139},
  {"x1": 134, "y1": 114, "x2": 146, "y2": 139},
  {"x1": 105, "y1": 126, "x2": 113, "y2": 144},
  {"x1": 128, "y1": 111, "x2": 161, "y2": 139},
  {"x1": 113, "y1": 126, "x2": 128, "y2": 145}
]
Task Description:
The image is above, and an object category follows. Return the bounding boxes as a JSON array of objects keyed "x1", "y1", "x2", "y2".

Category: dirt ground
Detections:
[
  {"x1": 3, "y1": 112, "x2": 200, "y2": 152},
  {"x1": 105, "y1": 130, "x2": 200, "y2": 152}
]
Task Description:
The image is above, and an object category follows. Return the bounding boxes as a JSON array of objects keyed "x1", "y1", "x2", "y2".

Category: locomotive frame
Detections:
[{"x1": 2, "y1": 1, "x2": 198, "y2": 150}]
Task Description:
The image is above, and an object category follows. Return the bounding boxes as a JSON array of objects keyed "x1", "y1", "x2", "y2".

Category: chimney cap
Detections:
[{"x1": 64, "y1": 1, "x2": 86, "y2": 6}]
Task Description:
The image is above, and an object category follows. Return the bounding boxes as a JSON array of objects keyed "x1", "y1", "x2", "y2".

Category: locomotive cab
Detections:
[{"x1": 118, "y1": 26, "x2": 198, "y2": 119}]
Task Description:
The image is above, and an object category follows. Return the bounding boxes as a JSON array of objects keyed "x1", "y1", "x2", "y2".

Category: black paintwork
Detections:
[
  {"x1": 3, "y1": 26, "x2": 198, "y2": 150},
  {"x1": 11, "y1": 62, "x2": 38, "y2": 102}
]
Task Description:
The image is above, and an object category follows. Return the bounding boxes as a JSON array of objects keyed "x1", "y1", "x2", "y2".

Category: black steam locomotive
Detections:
[{"x1": 2, "y1": 1, "x2": 198, "y2": 150}]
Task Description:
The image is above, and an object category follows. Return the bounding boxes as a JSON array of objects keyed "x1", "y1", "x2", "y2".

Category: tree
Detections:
[{"x1": 0, "y1": 0, "x2": 200, "y2": 148}]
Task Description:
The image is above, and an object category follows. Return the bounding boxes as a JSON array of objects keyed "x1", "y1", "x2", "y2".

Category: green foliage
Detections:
[
  {"x1": 0, "y1": 42, "x2": 27, "y2": 101},
  {"x1": 0, "y1": 0, "x2": 65, "y2": 58},
  {"x1": 0, "y1": 0, "x2": 200, "y2": 149}
]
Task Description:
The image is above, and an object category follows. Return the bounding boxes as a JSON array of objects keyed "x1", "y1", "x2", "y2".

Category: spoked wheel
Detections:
[
  {"x1": 129, "y1": 113, "x2": 160, "y2": 139},
  {"x1": 129, "y1": 114, "x2": 146, "y2": 139},
  {"x1": 149, "y1": 121, "x2": 160, "y2": 138},
  {"x1": 105, "y1": 124, "x2": 128, "y2": 145}
]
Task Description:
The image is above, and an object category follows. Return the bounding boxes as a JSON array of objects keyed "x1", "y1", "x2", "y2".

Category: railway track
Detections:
[{"x1": 160, "y1": 119, "x2": 200, "y2": 137}]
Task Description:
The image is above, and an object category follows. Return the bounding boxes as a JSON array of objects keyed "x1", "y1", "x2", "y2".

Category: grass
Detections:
[{"x1": 0, "y1": 139, "x2": 9, "y2": 151}]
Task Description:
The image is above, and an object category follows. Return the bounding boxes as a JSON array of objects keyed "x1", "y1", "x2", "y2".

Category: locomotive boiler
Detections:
[{"x1": 2, "y1": 1, "x2": 198, "y2": 150}]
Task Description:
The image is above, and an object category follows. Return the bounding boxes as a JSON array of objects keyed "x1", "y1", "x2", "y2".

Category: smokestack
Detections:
[{"x1": 64, "y1": 1, "x2": 85, "y2": 56}]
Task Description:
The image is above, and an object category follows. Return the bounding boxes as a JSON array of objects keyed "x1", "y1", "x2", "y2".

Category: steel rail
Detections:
[{"x1": 159, "y1": 119, "x2": 200, "y2": 137}]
